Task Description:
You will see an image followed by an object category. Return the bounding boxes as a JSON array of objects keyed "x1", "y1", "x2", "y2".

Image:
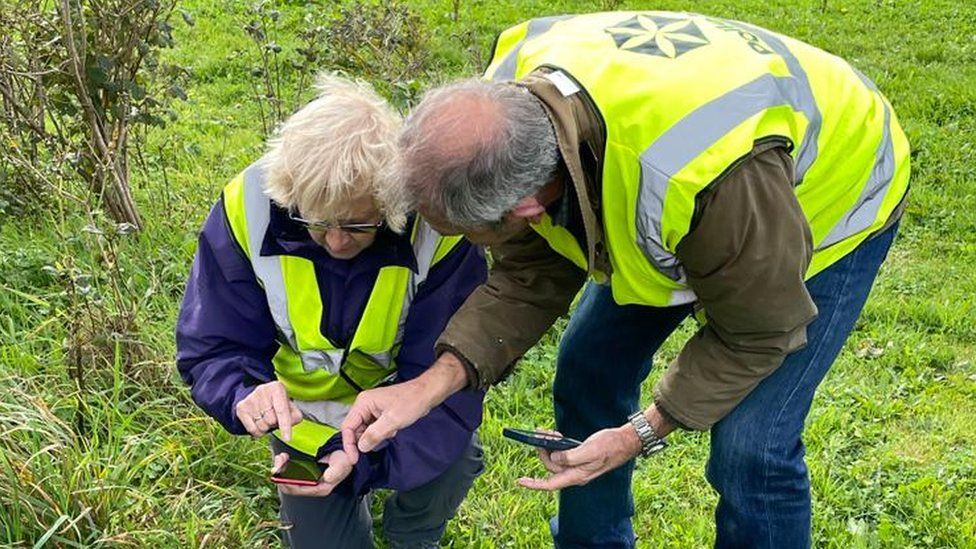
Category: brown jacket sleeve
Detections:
[
  {"x1": 653, "y1": 145, "x2": 819, "y2": 430},
  {"x1": 436, "y1": 228, "x2": 586, "y2": 389}
]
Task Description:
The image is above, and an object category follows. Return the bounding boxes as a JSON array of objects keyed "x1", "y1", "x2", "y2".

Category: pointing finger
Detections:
[
  {"x1": 271, "y1": 390, "x2": 292, "y2": 442},
  {"x1": 289, "y1": 402, "x2": 303, "y2": 425}
]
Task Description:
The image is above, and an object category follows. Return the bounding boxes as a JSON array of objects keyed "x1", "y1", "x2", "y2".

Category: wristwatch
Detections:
[{"x1": 628, "y1": 411, "x2": 667, "y2": 458}]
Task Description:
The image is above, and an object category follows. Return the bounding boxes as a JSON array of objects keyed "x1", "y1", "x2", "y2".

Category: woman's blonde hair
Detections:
[{"x1": 263, "y1": 73, "x2": 407, "y2": 232}]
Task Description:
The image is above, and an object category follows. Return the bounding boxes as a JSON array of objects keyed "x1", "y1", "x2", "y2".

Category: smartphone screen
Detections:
[{"x1": 271, "y1": 458, "x2": 327, "y2": 486}]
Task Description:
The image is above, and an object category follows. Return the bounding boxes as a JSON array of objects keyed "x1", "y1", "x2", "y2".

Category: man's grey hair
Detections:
[{"x1": 400, "y1": 78, "x2": 560, "y2": 228}]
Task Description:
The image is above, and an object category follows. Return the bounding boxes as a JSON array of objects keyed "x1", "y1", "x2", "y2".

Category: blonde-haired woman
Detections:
[{"x1": 176, "y1": 74, "x2": 486, "y2": 548}]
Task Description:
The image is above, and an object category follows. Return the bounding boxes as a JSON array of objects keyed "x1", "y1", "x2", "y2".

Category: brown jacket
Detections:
[{"x1": 436, "y1": 69, "x2": 901, "y2": 430}]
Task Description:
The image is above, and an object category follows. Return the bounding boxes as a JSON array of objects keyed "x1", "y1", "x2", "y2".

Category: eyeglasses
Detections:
[{"x1": 288, "y1": 212, "x2": 385, "y2": 234}]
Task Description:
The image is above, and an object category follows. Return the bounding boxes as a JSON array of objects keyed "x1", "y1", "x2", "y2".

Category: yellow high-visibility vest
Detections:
[
  {"x1": 222, "y1": 161, "x2": 462, "y2": 456},
  {"x1": 486, "y1": 12, "x2": 910, "y2": 306}
]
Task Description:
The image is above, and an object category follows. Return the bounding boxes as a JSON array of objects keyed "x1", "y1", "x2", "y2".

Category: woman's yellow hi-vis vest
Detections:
[
  {"x1": 222, "y1": 161, "x2": 462, "y2": 456},
  {"x1": 486, "y1": 12, "x2": 910, "y2": 306}
]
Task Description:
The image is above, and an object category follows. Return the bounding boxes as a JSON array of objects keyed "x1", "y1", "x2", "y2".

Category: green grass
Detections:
[{"x1": 2, "y1": 0, "x2": 975, "y2": 546}]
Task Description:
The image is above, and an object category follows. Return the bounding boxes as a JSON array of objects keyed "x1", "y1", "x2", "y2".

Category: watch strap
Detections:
[{"x1": 628, "y1": 411, "x2": 667, "y2": 458}]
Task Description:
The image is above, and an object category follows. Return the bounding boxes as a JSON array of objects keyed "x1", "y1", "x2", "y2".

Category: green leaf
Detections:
[
  {"x1": 179, "y1": 9, "x2": 195, "y2": 27},
  {"x1": 126, "y1": 81, "x2": 147, "y2": 101},
  {"x1": 86, "y1": 65, "x2": 109, "y2": 87},
  {"x1": 167, "y1": 85, "x2": 187, "y2": 101}
]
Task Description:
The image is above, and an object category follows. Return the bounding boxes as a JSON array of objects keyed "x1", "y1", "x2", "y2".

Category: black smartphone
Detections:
[
  {"x1": 502, "y1": 427, "x2": 582, "y2": 451},
  {"x1": 270, "y1": 457, "x2": 328, "y2": 486}
]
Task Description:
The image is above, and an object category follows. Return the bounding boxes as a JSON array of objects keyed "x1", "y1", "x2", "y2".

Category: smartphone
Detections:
[
  {"x1": 270, "y1": 456, "x2": 328, "y2": 486},
  {"x1": 502, "y1": 427, "x2": 582, "y2": 451}
]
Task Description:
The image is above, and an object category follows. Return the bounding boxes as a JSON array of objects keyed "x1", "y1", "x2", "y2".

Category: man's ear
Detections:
[{"x1": 510, "y1": 196, "x2": 547, "y2": 223}]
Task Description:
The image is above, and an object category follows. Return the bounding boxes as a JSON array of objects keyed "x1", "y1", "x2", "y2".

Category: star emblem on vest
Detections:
[{"x1": 605, "y1": 14, "x2": 709, "y2": 58}]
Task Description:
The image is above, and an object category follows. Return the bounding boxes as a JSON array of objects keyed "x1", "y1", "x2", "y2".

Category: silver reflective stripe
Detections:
[
  {"x1": 819, "y1": 98, "x2": 894, "y2": 249},
  {"x1": 491, "y1": 15, "x2": 573, "y2": 81},
  {"x1": 738, "y1": 22, "x2": 821, "y2": 181},
  {"x1": 410, "y1": 218, "x2": 440, "y2": 287},
  {"x1": 241, "y1": 164, "x2": 295, "y2": 349},
  {"x1": 637, "y1": 73, "x2": 816, "y2": 281},
  {"x1": 241, "y1": 165, "x2": 442, "y2": 376},
  {"x1": 302, "y1": 349, "x2": 344, "y2": 373},
  {"x1": 851, "y1": 66, "x2": 879, "y2": 92},
  {"x1": 389, "y1": 218, "x2": 441, "y2": 356},
  {"x1": 669, "y1": 288, "x2": 698, "y2": 306},
  {"x1": 242, "y1": 164, "x2": 343, "y2": 374},
  {"x1": 293, "y1": 399, "x2": 352, "y2": 429},
  {"x1": 363, "y1": 351, "x2": 394, "y2": 369}
]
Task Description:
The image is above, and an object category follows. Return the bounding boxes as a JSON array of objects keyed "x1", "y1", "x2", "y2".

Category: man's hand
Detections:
[
  {"x1": 517, "y1": 426, "x2": 641, "y2": 491},
  {"x1": 341, "y1": 353, "x2": 469, "y2": 459},
  {"x1": 518, "y1": 406, "x2": 675, "y2": 491},
  {"x1": 272, "y1": 450, "x2": 354, "y2": 497},
  {"x1": 235, "y1": 381, "x2": 303, "y2": 441}
]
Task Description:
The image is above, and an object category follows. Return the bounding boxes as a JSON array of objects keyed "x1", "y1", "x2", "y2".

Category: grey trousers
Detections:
[{"x1": 272, "y1": 434, "x2": 483, "y2": 548}]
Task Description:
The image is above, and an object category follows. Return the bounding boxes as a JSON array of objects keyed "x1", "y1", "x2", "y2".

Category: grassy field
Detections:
[{"x1": 2, "y1": 0, "x2": 975, "y2": 546}]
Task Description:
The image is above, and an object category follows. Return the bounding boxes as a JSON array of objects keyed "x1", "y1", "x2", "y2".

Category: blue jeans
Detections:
[{"x1": 551, "y1": 223, "x2": 898, "y2": 548}]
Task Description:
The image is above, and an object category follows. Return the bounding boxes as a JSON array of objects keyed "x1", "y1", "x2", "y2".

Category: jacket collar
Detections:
[
  {"x1": 259, "y1": 203, "x2": 419, "y2": 276},
  {"x1": 520, "y1": 68, "x2": 613, "y2": 277}
]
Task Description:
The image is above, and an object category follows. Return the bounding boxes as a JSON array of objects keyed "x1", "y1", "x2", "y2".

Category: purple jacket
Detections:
[{"x1": 176, "y1": 196, "x2": 487, "y2": 494}]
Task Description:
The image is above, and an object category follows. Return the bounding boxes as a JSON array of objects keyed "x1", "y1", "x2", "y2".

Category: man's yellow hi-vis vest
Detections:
[
  {"x1": 222, "y1": 161, "x2": 462, "y2": 456},
  {"x1": 486, "y1": 12, "x2": 910, "y2": 307}
]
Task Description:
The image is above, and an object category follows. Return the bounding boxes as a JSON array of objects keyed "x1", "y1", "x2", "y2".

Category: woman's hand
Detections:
[
  {"x1": 272, "y1": 450, "x2": 355, "y2": 498},
  {"x1": 235, "y1": 381, "x2": 303, "y2": 440}
]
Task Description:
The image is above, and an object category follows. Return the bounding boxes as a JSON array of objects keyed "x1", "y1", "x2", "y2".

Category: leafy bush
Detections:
[
  {"x1": 237, "y1": 0, "x2": 431, "y2": 137},
  {"x1": 326, "y1": 0, "x2": 431, "y2": 107},
  {"x1": 0, "y1": 0, "x2": 190, "y2": 226},
  {"x1": 241, "y1": 1, "x2": 329, "y2": 135}
]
